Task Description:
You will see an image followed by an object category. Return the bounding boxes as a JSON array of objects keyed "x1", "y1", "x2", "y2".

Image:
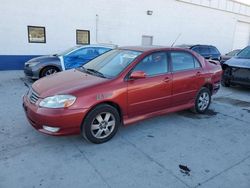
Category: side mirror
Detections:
[{"x1": 130, "y1": 71, "x2": 146, "y2": 79}]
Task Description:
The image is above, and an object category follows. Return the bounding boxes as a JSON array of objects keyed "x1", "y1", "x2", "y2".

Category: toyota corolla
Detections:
[{"x1": 23, "y1": 46, "x2": 222, "y2": 144}]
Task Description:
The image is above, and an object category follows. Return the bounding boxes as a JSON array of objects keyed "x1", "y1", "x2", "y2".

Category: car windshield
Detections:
[
  {"x1": 56, "y1": 46, "x2": 81, "y2": 56},
  {"x1": 83, "y1": 49, "x2": 142, "y2": 78},
  {"x1": 237, "y1": 46, "x2": 250, "y2": 59},
  {"x1": 227, "y1": 49, "x2": 240, "y2": 56}
]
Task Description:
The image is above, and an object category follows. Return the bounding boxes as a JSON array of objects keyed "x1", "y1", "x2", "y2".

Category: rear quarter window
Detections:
[
  {"x1": 171, "y1": 51, "x2": 201, "y2": 72},
  {"x1": 210, "y1": 47, "x2": 220, "y2": 54}
]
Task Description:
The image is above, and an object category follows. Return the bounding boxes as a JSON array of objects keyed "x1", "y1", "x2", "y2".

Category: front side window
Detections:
[
  {"x1": 171, "y1": 52, "x2": 200, "y2": 72},
  {"x1": 83, "y1": 49, "x2": 142, "y2": 78},
  {"x1": 133, "y1": 52, "x2": 168, "y2": 76}
]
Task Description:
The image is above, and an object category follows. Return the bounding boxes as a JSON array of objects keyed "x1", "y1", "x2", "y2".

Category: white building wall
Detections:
[{"x1": 0, "y1": 0, "x2": 250, "y2": 55}]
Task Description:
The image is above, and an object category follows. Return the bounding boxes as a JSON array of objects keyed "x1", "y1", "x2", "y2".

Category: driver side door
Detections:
[{"x1": 127, "y1": 51, "x2": 173, "y2": 117}]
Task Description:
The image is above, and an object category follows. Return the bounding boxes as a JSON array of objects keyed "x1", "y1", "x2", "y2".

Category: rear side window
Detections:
[
  {"x1": 192, "y1": 47, "x2": 200, "y2": 54},
  {"x1": 171, "y1": 52, "x2": 201, "y2": 72},
  {"x1": 199, "y1": 46, "x2": 210, "y2": 54},
  {"x1": 133, "y1": 52, "x2": 168, "y2": 76},
  {"x1": 209, "y1": 46, "x2": 220, "y2": 54}
]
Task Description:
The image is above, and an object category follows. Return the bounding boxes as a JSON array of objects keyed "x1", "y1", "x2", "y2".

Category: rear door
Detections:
[
  {"x1": 127, "y1": 51, "x2": 172, "y2": 117},
  {"x1": 170, "y1": 51, "x2": 203, "y2": 106}
]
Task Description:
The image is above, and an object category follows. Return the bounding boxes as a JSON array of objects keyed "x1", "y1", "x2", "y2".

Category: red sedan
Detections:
[{"x1": 23, "y1": 46, "x2": 222, "y2": 143}]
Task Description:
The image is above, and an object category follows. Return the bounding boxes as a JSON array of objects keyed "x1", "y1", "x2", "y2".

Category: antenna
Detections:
[{"x1": 171, "y1": 33, "x2": 182, "y2": 47}]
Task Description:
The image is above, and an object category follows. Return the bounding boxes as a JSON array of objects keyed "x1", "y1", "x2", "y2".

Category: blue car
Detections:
[{"x1": 24, "y1": 44, "x2": 116, "y2": 79}]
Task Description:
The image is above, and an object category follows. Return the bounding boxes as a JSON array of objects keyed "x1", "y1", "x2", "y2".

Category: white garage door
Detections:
[{"x1": 233, "y1": 21, "x2": 250, "y2": 50}]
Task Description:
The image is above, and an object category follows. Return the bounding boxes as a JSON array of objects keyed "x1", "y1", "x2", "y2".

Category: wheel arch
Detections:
[
  {"x1": 80, "y1": 101, "x2": 124, "y2": 131},
  {"x1": 39, "y1": 65, "x2": 61, "y2": 78},
  {"x1": 202, "y1": 83, "x2": 213, "y2": 94}
]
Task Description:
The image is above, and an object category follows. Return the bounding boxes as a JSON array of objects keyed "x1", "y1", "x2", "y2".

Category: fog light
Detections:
[{"x1": 42, "y1": 126, "x2": 60, "y2": 133}]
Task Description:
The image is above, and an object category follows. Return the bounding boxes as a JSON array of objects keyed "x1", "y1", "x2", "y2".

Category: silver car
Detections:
[{"x1": 24, "y1": 44, "x2": 116, "y2": 79}]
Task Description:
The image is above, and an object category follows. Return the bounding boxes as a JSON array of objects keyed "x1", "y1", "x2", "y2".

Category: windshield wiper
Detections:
[
  {"x1": 85, "y1": 68, "x2": 107, "y2": 78},
  {"x1": 77, "y1": 67, "x2": 108, "y2": 78}
]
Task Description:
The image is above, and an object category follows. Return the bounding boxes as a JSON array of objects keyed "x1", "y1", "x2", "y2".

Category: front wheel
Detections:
[
  {"x1": 193, "y1": 87, "x2": 211, "y2": 114},
  {"x1": 40, "y1": 66, "x2": 59, "y2": 78},
  {"x1": 221, "y1": 67, "x2": 231, "y2": 87},
  {"x1": 81, "y1": 104, "x2": 120, "y2": 144}
]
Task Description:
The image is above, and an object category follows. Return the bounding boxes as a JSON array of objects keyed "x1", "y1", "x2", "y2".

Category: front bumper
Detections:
[
  {"x1": 223, "y1": 66, "x2": 250, "y2": 87},
  {"x1": 23, "y1": 94, "x2": 88, "y2": 136},
  {"x1": 24, "y1": 65, "x2": 40, "y2": 79}
]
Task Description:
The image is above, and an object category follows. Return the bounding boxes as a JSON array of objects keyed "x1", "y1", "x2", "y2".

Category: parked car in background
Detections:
[
  {"x1": 220, "y1": 49, "x2": 241, "y2": 64},
  {"x1": 177, "y1": 44, "x2": 221, "y2": 61},
  {"x1": 23, "y1": 46, "x2": 222, "y2": 144},
  {"x1": 24, "y1": 44, "x2": 116, "y2": 79},
  {"x1": 222, "y1": 46, "x2": 250, "y2": 87}
]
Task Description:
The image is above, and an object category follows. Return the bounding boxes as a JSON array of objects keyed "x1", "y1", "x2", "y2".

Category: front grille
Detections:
[{"x1": 29, "y1": 89, "x2": 39, "y2": 104}]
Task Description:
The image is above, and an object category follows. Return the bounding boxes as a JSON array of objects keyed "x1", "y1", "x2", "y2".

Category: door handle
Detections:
[{"x1": 163, "y1": 77, "x2": 171, "y2": 82}]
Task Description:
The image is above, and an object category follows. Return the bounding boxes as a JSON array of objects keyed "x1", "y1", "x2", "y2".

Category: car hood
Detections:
[
  {"x1": 32, "y1": 69, "x2": 109, "y2": 98},
  {"x1": 224, "y1": 57, "x2": 250, "y2": 68},
  {"x1": 28, "y1": 55, "x2": 60, "y2": 63}
]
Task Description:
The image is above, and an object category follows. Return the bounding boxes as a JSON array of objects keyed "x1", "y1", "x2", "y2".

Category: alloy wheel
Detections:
[
  {"x1": 45, "y1": 68, "x2": 57, "y2": 76},
  {"x1": 198, "y1": 92, "x2": 210, "y2": 111},
  {"x1": 91, "y1": 112, "x2": 116, "y2": 139}
]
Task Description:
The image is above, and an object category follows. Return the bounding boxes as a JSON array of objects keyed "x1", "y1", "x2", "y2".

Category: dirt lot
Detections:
[{"x1": 0, "y1": 71, "x2": 250, "y2": 188}]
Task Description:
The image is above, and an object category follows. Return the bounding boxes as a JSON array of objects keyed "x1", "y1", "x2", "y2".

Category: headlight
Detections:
[
  {"x1": 39, "y1": 95, "x2": 76, "y2": 108},
  {"x1": 26, "y1": 61, "x2": 40, "y2": 67}
]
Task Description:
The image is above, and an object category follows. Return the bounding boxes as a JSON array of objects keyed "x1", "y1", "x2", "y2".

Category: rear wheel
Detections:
[
  {"x1": 81, "y1": 104, "x2": 120, "y2": 144},
  {"x1": 192, "y1": 87, "x2": 211, "y2": 114},
  {"x1": 40, "y1": 66, "x2": 59, "y2": 78}
]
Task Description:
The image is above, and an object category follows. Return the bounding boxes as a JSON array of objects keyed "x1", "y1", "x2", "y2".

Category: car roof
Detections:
[
  {"x1": 118, "y1": 45, "x2": 172, "y2": 52},
  {"x1": 78, "y1": 44, "x2": 118, "y2": 49},
  {"x1": 176, "y1": 44, "x2": 217, "y2": 49},
  {"x1": 118, "y1": 45, "x2": 194, "y2": 53},
  {"x1": 175, "y1": 44, "x2": 194, "y2": 49}
]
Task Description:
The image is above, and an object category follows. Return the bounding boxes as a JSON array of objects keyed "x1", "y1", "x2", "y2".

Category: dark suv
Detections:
[{"x1": 177, "y1": 45, "x2": 221, "y2": 61}]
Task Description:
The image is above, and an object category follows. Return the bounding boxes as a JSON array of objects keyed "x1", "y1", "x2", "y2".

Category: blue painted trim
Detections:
[{"x1": 0, "y1": 55, "x2": 40, "y2": 70}]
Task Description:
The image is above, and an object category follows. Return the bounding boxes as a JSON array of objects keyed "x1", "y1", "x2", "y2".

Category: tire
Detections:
[
  {"x1": 81, "y1": 104, "x2": 120, "y2": 144},
  {"x1": 40, "y1": 66, "x2": 59, "y2": 78},
  {"x1": 192, "y1": 87, "x2": 211, "y2": 114},
  {"x1": 221, "y1": 67, "x2": 231, "y2": 87}
]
